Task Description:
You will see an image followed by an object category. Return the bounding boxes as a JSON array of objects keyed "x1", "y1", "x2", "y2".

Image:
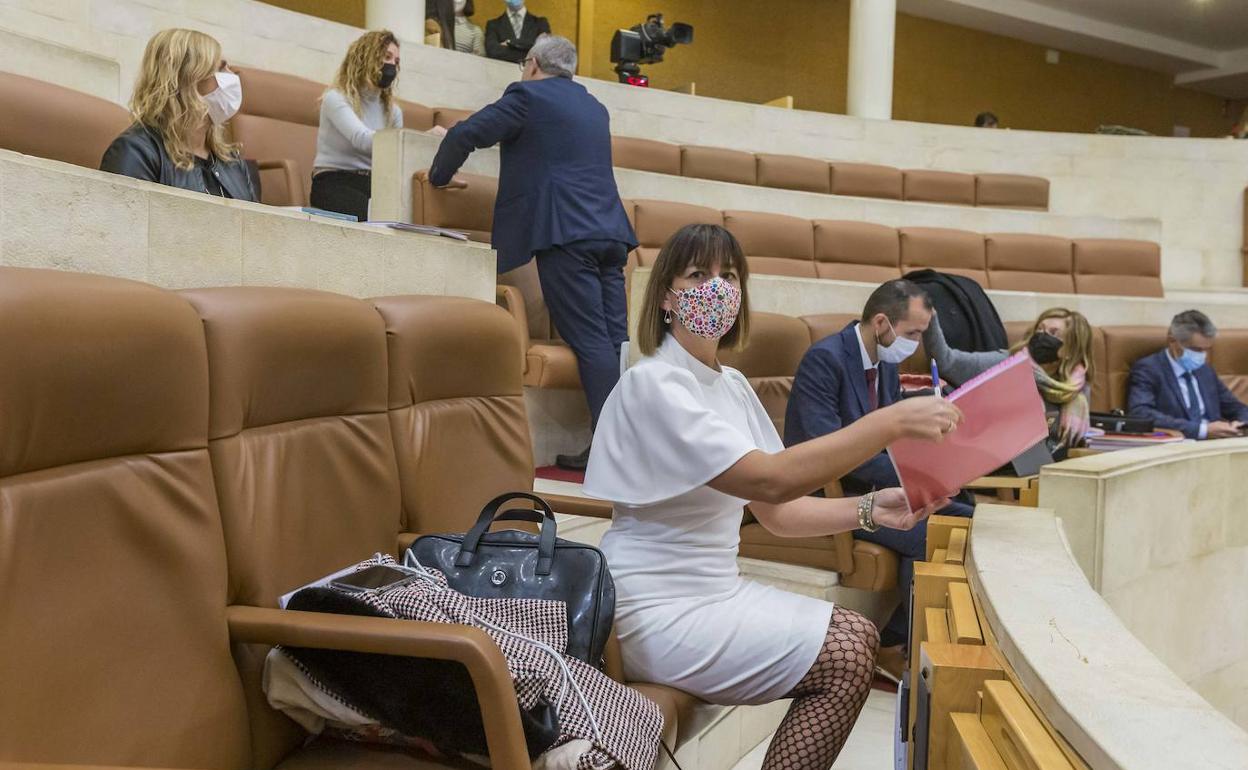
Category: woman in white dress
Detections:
[{"x1": 584, "y1": 224, "x2": 962, "y2": 769}]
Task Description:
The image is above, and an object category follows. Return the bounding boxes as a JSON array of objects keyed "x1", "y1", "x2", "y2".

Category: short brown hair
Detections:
[{"x1": 636, "y1": 224, "x2": 751, "y2": 356}]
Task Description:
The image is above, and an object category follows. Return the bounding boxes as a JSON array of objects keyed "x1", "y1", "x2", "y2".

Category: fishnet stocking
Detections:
[{"x1": 761, "y1": 607, "x2": 880, "y2": 770}]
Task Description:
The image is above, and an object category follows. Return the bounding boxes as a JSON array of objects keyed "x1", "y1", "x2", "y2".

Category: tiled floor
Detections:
[{"x1": 730, "y1": 689, "x2": 896, "y2": 770}]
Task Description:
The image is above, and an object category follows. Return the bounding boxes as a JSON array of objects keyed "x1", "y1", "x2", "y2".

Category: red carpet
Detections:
[{"x1": 535, "y1": 465, "x2": 585, "y2": 484}]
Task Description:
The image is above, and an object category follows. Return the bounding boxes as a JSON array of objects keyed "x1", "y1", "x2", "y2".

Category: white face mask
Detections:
[
  {"x1": 203, "y1": 71, "x2": 242, "y2": 126},
  {"x1": 876, "y1": 318, "x2": 919, "y2": 364}
]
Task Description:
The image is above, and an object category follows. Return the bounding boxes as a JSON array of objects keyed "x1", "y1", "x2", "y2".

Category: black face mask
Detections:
[
  {"x1": 378, "y1": 63, "x2": 398, "y2": 89},
  {"x1": 1027, "y1": 331, "x2": 1063, "y2": 364}
]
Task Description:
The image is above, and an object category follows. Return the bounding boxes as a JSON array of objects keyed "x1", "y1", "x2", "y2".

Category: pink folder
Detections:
[{"x1": 887, "y1": 352, "x2": 1049, "y2": 511}]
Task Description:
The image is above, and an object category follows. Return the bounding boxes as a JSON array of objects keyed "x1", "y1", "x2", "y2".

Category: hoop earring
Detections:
[{"x1": 664, "y1": 309, "x2": 672, "y2": 324}]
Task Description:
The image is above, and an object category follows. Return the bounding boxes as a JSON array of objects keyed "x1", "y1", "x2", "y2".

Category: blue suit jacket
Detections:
[
  {"x1": 1127, "y1": 349, "x2": 1248, "y2": 438},
  {"x1": 429, "y1": 77, "x2": 637, "y2": 273},
  {"x1": 784, "y1": 323, "x2": 901, "y2": 494}
]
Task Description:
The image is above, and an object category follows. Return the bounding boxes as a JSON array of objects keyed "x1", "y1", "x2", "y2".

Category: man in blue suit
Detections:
[
  {"x1": 785, "y1": 279, "x2": 973, "y2": 673},
  {"x1": 1128, "y1": 310, "x2": 1248, "y2": 440},
  {"x1": 430, "y1": 35, "x2": 637, "y2": 470}
]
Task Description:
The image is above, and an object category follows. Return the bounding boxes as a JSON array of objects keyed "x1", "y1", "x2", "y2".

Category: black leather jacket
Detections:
[{"x1": 100, "y1": 123, "x2": 257, "y2": 202}]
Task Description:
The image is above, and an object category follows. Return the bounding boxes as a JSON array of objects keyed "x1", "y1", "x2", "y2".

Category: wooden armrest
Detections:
[
  {"x1": 226, "y1": 605, "x2": 532, "y2": 770},
  {"x1": 254, "y1": 158, "x2": 303, "y2": 206},
  {"x1": 496, "y1": 284, "x2": 531, "y2": 373},
  {"x1": 544, "y1": 491, "x2": 613, "y2": 520}
]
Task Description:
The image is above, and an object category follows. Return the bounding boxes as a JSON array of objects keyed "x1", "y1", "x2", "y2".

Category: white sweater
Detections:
[{"x1": 313, "y1": 88, "x2": 403, "y2": 173}]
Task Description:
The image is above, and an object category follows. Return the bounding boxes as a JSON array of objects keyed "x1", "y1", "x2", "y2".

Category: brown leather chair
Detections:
[
  {"x1": 1210, "y1": 329, "x2": 1248, "y2": 403},
  {"x1": 902, "y1": 169, "x2": 976, "y2": 206},
  {"x1": 1098, "y1": 326, "x2": 1170, "y2": 411},
  {"x1": 611, "y1": 135, "x2": 681, "y2": 175},
  {"x1": 433, "y1": 107, "x2": 474, "y2": 129},
  {"x1": 899, "y1": 227, "x2": 989, "y2": 287},
  {"x1": 411, "y1": 169, "x2": 497, "y2": 243},
  {"x1": 0, "y1": 268, "x2": 533, "y2": 770},
  {"x1": 631, "y1": 199, "x2": 724, "y2": 267},
  {"x1": 0, "y1": 70, "x2": 131, "y2": 170},
  {"x1": 756, "y1": 153, "x2": 833, "y2": 194},
  {"x1": 975, "y1": 173, "x2": 1050, "y2": 210},
  {"x1": 985, "y1": 234, "x2": 1075, "y2": 293},
  {"x1": 723, "y1": 210, "x2": 817, "y2": 277},
  {"x1": 1073, "y1": 239, "x2": 1164, "y2": 298},
  {"x1": 814, "y1": 220, "x2": 903, "y2": 283},
  {"x1": 232, "y1": 67, "x2": 325, "y2": 206},
  {"x1": 680, "y1": 144, "x2": 757, "y2": 186},
  {"x1": 719, "y1": 311, "x2": 813, "y2": 436},
  {"x1": 830, "y1": 162, "x2": 904, "y2": 200}
]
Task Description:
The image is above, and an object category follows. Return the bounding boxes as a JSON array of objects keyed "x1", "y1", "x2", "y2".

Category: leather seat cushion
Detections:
[{"x1": 525, "y1": 343, "x2": 582, "y2": 389}]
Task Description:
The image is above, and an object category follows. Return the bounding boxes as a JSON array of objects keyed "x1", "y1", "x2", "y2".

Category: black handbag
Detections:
[{"x1": 407, "y1": 492, "x2": 615, "y2": 668}]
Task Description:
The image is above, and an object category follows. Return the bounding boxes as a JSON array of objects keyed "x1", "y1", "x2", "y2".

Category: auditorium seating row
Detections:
[
  {"x1": 905, "y1": 517, "x2": 1085, "y2": 770},
  {"x1": 610, "y1": 135, "x2": 1051, "y2": 210},
  {"x1": 0, "y1": 67, "x2": 1049, "y2": 215},
  {"x1": 0, "y1": 266, "x2": 701, "y2": 769}
]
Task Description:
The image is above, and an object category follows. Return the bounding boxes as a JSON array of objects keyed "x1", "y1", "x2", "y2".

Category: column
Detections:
[
  {"x1": 366, "y1": 0, "x2": 426, "y2": 44},
  {"x1": 846, "y1": 0, "x2": 896, "y2": 120}
]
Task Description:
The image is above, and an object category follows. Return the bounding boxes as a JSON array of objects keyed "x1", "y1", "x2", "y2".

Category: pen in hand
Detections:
[{"x1": 931, "y1": 358, "x2": 942, "y2": 399}]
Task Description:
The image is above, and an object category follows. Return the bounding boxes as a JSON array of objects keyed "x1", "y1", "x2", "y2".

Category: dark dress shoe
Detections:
[{"x1": 555, "y1": 445, "x2": 590, "y2": 472}]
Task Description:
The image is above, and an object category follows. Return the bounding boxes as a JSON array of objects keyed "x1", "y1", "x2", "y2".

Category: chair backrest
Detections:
[
  {"x1": 830, "y1": 162, "x2": 903, "y2": 200},
  {"x1": 681, "y1": 145, "x2": 757, "y2": 185},
  {"x1": 612, "y1": 136, "x2": 681, "y2": 175},
  {"x1": 630, "y1": 199, "x2": 724, "y2": 267},
  {"x1": 724, "y1": 210, "x2": 817, "y2": 278},
  {"x1": 0, "y1": 71, "x2": 131, "y2": 170},
  {"x1": 1097, "y1": 325, "x2": 1170, "y2": 411},
  {"x1": 1211, "y1": 329, "x2": 1248, "y2": 403},
  {"x1": 814, "y1": 220, "x2": 902, "y2": 283},
  {"x1": 986, "y1": 234, "x2": 1075, "y2": 294},
  {"x1": 372, "y1": 295, "x2": 534, "y2": 534},
  {"x1": 1073, "y1": 239, "x2": 1163, "y2": 298},
  {"x1": 756, "y1": 153, "x2": 833, "y2": 194},
  {"x1": 412, "y1": 170, "x2": 498, "y2": 242},
  {"x1": 232, "y1": 68, "x2": 325, "y2": 206},
  {"x1": 719, "y1": 311, "x2": 815, "y2": 436},
  {"x1": 0, "y1": 267, "x2": 251, "y2": 769},
  {"x1": 801, "y1": 313, "x2": 861, "y2": 345},
  {"x1": 976, "y1": 173, "x2": 1050, "y2": 209},
  {"x1": 899, "y1": 227, "x2": 989, "y2": 287},
  {"x1": 903, "y1": 169, "x2": 976, "y2": 206}
]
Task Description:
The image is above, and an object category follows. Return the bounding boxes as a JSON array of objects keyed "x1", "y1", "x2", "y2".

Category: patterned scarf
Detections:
[{"x1": 1033, "y1": 363, "x2": 1089, "y2": 448}]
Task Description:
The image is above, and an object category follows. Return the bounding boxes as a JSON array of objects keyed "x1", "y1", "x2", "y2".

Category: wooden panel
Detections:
[
  {"x1": 908, "y1": 562, "x2": 969, "y2": 764},
  {"x1": 925, "y1": 514, "x2": 973, "y2": 561},
  {"x1": 946, "y1": 527, "x2": 968, "y2": 565},
  {"x1": 933, "y1": 547, "x2": 949, "y2": 563},
  {"x1": 948, "y1": 713, "x2": 1009, "y2": 770},
  {"x1": 926, "y1": 607, "x2": 951, "y2": 644},
  {"x1": 947, "y1": 582, "x2": 984, "y2": 645},
  {"x1": 916, "y1": 644, "x2": 1006, "y2": 770},
  {"x1": 980, "y1": 680, "x2": 1077, "y2": 770}
]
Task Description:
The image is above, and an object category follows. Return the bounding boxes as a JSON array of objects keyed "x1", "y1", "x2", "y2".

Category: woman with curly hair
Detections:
[
  {"x1": 101, "y1": 28, "x2": 255, "y2": 201},
  {"x1": 311, "y1": 29, "x2": 419, "y2": 221}
]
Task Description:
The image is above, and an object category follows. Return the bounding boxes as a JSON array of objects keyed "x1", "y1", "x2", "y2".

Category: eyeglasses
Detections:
[{"x1": 519, "y1": 57, "x2": 533, "y2": 71}]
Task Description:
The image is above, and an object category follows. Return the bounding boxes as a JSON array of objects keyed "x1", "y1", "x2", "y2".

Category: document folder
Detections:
[{"x1": 888, "y1": 352, "x2": 1048, "y2": 511}]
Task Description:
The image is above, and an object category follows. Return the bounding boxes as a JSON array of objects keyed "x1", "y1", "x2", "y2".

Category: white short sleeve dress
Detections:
[{"x1": 583, "y1": 335, "x2": 834, "y2": 705}]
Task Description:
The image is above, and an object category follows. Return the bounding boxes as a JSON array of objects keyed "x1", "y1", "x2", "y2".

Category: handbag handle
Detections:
[{"x1": 456, "y1": 492, "x2": 558, "y2": 575}]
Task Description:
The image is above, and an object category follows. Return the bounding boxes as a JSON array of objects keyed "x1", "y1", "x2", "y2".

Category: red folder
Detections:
[{"x1": 887, "y1": 352, "x2": 1048, "y2": 511}]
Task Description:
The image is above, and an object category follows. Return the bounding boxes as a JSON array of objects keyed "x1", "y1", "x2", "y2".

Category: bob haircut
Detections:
[{"x1": 636, "y1": 223, "x2": 751, "y2": 356}]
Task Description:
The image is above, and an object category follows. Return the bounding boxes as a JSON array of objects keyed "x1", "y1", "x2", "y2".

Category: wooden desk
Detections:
[{"x1": 966, "y1": 475, "x2": 1039, "y2": 507}]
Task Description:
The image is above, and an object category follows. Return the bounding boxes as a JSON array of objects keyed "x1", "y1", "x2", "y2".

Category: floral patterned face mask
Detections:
[{"x1": 668, "y1": 277, "x2": 742, "y2": 340}]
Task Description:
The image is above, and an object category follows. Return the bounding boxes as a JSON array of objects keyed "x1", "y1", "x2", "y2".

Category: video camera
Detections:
[{"x1": 609, "y1": 13, "x2": 693, "y2": 85}]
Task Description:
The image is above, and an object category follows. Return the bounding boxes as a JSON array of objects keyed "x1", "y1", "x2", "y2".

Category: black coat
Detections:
[
  {"x1": 484, "y1": 11, "x2": 551, "y2": 63},
  {"x1": 100, "y1": 123, "x2": 257, "y2": 202},
  {"x1": 904, "y1": 269, "x2": 1007, "y2": 356}
]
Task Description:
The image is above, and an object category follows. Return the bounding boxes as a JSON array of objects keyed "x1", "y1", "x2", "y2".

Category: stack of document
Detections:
[
  {"x1": 888, "y1": 352, "x2": 1049, "y2": 511},
  {"x1": 1085, "y1": 431, "x2": 1186, "y2": 451}
]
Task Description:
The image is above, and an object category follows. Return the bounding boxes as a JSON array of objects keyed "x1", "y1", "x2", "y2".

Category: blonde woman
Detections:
[
  {"x1": 312, "y1": 30, "x2": 421, "y2": 221},
  {"x1": 101, "y1": 29, "x2": 255, "y2": 201},
  {"x1": 924, "y1": 307, "x2": 1094, "y2": 452}
]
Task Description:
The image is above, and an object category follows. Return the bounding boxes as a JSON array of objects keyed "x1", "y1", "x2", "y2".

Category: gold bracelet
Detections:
[{"x1": 857, "y1": 491, "x2": 879, "y2": 532}]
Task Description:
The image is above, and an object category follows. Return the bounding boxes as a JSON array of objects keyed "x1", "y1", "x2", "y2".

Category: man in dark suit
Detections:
[
  {"x1": 1128, "y1": 309, "x2": 1248, "y2": 439},
  {"x1": 784, "y1": 279, "x2": 973, "y2": 674},
  {"x1": 484, "y1": 0, "x2": 551, "y2": 63},
  {"x1": 429, "y1": 35, "x2": 636, "y2": 470}
]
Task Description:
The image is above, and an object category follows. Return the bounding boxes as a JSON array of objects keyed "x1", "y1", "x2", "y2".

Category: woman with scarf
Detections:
[{"x1": 923, "y1": 307, "x2": 1093, "y2": 455}]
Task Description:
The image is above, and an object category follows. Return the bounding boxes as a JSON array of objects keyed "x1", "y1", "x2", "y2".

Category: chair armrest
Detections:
[
  {"x1": 496, "y1": 284, "x2": 531, "y2": 373},
  {"x1": 544, "y1": 491, "x2": 613, "y2": 520},
  {"x1": 255, "y1": 158, "x2": 303, "y2": 206},
  {"x1": 226, "y1": 604, "x2": 532, "y2": 770}
]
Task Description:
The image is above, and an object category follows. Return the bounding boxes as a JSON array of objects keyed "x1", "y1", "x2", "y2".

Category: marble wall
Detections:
[
  {"x1": 1038, "y1": 439, "x2": 1248, "y2": 732},
  {"x1": 2, "y1": 0, "x2": 1247, "y2": 289},
  {"x1": 0, "y1": 150, "x2": 496, "y2": 301},
  {"x1": 968, "y1": 506, "x2": 1248, "y2": 769}
]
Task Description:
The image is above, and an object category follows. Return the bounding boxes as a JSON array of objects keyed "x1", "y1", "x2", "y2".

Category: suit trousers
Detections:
[
  {"x1": 533, "y1": 239, "x2": 630, "y2": 430},
  {"x1": 855, "y1": 498, "x2": 973, "y2": 647}
]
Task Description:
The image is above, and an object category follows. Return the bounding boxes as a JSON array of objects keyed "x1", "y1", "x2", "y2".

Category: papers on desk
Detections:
[
  {"x1": 364, "y1": 221, "x2": 470, "y2": 240},
  {"x1": 888, "y1": 352, "x2": 1049, "y2": 511},
  {"x1": 1084, "y1": 431, "x2": 1186, "y2": 451}
]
